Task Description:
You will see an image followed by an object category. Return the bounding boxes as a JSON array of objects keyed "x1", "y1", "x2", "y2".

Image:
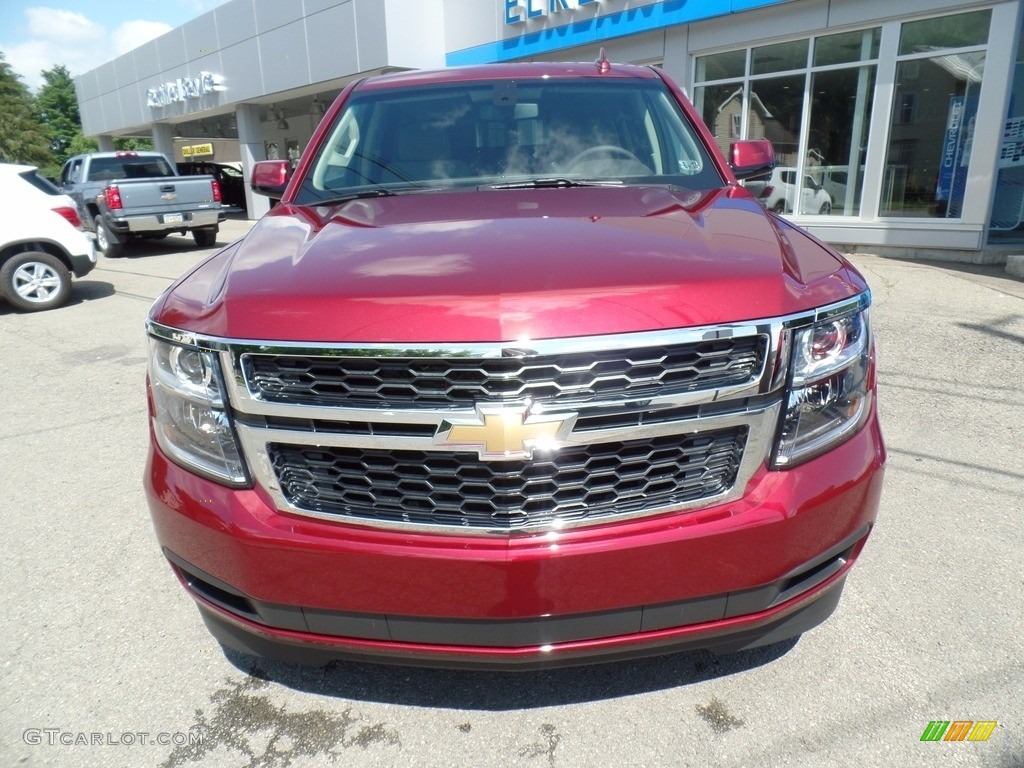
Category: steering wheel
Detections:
[{"x1": 568, "y1": 145, "x2": 644, "y2": 168}]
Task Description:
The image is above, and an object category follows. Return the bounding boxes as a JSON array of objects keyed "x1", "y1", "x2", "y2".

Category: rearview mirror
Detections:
[
  {"x1": 250, "y1": 161, "x2": 292, "y2": 199},
  {"x1": 729, "y1": 139, "x2": 775, "y2": 181}
]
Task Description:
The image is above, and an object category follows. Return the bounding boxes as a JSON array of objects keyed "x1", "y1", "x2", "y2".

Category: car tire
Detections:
[
  {"x1": 819, "y1": 202, "x2": 832, "y2": 215},
  {"x1": 193, "y1": 227, "x2": 218, "y2": 248},
  {"x1": 0, "y1": 251, "x2": 72, "y2": 312},
  {"x1": 772, "y1": 201, "x2": 786, "y2": 214},
  {"x1": 95, "y1": 216, "x2": 125, "y2": 258}
]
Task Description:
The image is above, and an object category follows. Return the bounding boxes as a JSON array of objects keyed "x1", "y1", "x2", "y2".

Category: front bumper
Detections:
[{"x1": 145, "y1": 410, "x2": 885, "y2": 669}]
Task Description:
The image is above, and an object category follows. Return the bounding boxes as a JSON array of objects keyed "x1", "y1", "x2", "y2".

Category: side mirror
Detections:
[
  {"x1": 250, "y1": 160, "x2": 292, "y2": 199},
  {"x1": 729, "y1": 139, "x2": 775, "y2": 181}
]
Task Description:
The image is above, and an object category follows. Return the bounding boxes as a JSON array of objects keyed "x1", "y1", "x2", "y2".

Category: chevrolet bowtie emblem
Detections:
[{"x1": 436, "y1": 405, "x2": 577, "y2": 460}]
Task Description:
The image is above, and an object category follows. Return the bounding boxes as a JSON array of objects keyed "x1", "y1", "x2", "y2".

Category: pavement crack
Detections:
[{"x1": 518, "y1": 723, "x2": 561, "y2": 766}]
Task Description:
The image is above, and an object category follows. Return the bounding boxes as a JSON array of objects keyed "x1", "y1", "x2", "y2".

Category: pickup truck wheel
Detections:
[
  {"x1": 95, "y1": 216, "x2": 125, "y2": 258},
  {"x1": 193, "y1": 227, "x2": 219, "y2": 248},
  {"x1": 0, "y1": 251, "x2": 72, "y2": 312}
]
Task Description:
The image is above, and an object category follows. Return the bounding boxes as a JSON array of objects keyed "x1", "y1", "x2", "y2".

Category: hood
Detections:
[{"x1": 152, "y1": 185, "x2": 864, "y2": 343}]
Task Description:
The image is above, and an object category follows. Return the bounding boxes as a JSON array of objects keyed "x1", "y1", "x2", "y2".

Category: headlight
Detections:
[
  {"x1": 772, "y1": 303, "x2": 872, "y2": 467},
  {"x1": 148, "y1": 337, "x2": 247, "y2": 485}
]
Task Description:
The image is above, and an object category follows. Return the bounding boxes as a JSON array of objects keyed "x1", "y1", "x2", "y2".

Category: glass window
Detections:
[
  {"x1": 814, "y1": 28, "x2": 880, "y2": 67},
  {"x1": 693, "y1": 83, "x2": 744, "y2": 157},
  {"x1": 86, "y1": 156, "x2": 175, "y2": 181},
  {"x1": 899, "y1": 10, "x2": 991, "y2": 55},
  {"x1": 752, "y1": 40, "x2": 808, "y2": 75},
  {"x1": 18, "y1": 169, "x2": 61, "y2": 195},
  {"x1": 695, "y1": 50, "x2": 745, "y2": 81},
  {"x1": 748, "y1": 74, "x2": 806, "y2": 168},
  {"x1": 808, "y1": 66, "x2": 876, "y2": 215},
  {"x1": 988, "y1": 14, "x2": 1024, "y2": 236},
  {"x1": 694, "y1": 29, "x2": 877, "y2": 218},
  {"x1": 881, "y1": 53, "x2": 985, "y2": 218}
]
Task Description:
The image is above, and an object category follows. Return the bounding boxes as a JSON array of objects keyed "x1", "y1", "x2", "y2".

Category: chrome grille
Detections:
[
  {"x1": 268, "y1": 428, "x2": 748, "y2": 530},
  {"x1": 242, "y1": 336, "x2": 765, "y2": 407}
]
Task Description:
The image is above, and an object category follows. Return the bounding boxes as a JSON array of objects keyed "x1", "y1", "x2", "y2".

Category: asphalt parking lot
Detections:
[{"x1": 1, "y1": 219, "x2": 1022, "y2": 768}]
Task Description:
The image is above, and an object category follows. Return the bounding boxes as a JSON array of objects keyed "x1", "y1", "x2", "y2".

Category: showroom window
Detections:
[
  {"x1": 694, "y1": 28, "x2": 880, "y2": 217},
  {"x1": 881, "y1": 10, "x2": 992, "y2": 219},
  {"x1": 988, "y1": 15, "x2": 1024, "y2": 238}
]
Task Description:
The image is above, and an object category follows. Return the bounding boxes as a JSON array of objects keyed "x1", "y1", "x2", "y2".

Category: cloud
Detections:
[
  {"x1": 26, "y1": 7, "x2": 101, "y2": 45},
  {"x1": 2, "y1": 7, "x2": 171, "y2": 91},
  {"x1": 113, "y1": 20, "x2": 175, "y2": 56}
]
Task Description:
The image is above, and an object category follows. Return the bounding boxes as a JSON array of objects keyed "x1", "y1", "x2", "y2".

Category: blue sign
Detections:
[
  {"x1": 506, "y1": 0, "x2": 599, "y2": 26},
  {"x1": 936, "y1": 94, "x2": 979, "y2": 218},
  {"x1": 451, "y1": 1, "x2": 789, "y2": 66}
]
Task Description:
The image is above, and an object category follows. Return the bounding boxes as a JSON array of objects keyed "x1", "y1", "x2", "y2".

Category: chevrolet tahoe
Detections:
[{"x1": 144, "y1": 60, "x2": 885, "y2": 669}]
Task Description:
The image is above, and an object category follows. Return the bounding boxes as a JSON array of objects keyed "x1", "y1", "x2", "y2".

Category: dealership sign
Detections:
[
  {"x1": 505, "y1": 0, "x2": 601, "y2": 25},
  {"x1": 147, "y1": 72, "x2": 224, "y2": 109}
]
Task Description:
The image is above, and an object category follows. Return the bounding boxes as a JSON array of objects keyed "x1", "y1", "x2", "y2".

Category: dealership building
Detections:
[{"x1": 74, "y1": 0, "x2": 1024, "y2": 262}]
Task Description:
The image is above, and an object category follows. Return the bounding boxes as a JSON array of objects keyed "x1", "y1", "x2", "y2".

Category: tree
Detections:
[
  {"x1": 0, "y1": 51, "x2": 50, "y2": 165},
  {"x1": 33, "y1": 63, "x2": 153, "y2": 175},
  {"x1": 36, "y1": 64, "x2": 81, "y2": 177}
]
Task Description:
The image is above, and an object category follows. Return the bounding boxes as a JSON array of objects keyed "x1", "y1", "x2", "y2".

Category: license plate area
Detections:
[{"x1": 164, "y1": 213, "x2": 184, "y2": 224}]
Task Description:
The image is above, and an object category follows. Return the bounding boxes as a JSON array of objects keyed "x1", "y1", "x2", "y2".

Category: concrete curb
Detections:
[{"x1": 1007, "y1": 253, "x2": 1024, "y2": 279}]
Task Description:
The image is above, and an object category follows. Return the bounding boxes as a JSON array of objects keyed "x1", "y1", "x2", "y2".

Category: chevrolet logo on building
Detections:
[{"x1": 435, "y1": 405, "x2": 577, "y2": 460}]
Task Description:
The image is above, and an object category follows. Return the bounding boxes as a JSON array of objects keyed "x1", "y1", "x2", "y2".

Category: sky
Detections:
[{"x1": 0, "y1": 1, "x2": 230, "y2": 91}]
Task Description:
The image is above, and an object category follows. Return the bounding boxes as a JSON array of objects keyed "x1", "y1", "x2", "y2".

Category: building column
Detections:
[
  {"x1": 151, "y1": 123, "x2": 175, "y2": 160},
  {"x1": 236, "y1": 104, "x2": 271, "y2": 220},
  {"x1": 96, "y1": 135, "x2": 115, "y2": 152}
]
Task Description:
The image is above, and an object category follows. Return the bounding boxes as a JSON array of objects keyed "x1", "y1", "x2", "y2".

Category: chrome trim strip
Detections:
[
  {"x1": 149, "y1": 320, "x2": 758, "y2": 354},
  {"x1": 217, "y1": 324, "x2": 778, "y2": 419},
  {"x1": 144, "y1": 292, "x2": 870, "y2": 353},
  {"x1": 221, "y1": 365, "x2": 774, "y2": 422}
]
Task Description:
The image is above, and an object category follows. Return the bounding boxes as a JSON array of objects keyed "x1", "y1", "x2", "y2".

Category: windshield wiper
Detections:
[
  {"x1": 313, "y1": 187, "x2": 397, "y2": 205},
  {"x1": 486, "y1": 177, "x2": 624, "y2": 190}
]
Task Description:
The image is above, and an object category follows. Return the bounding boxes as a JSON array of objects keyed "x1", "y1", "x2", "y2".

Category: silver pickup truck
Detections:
[{"x1": 59, "y1": 151, "x2": 225, "y2": 258}]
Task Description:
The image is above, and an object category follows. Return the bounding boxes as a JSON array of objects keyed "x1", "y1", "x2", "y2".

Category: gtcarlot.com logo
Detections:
[
  {"x1": 920, "y1": 721, "x2": 998, "y2": 742},
  {"x1": 23, "y1": 727, "x2": 205, "y2": 747}
]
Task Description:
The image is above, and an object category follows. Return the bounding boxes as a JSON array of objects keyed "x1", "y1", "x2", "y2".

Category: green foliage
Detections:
[
  {"x1": 114, "y1": 137, "x2": 155, "y2": 151},
  {"x1": 35, "y1": 64, "x2": 81, "y2": 176},
  {"x1": 0, "y1": 52, "x2": 51, "y2": 166},
  {"x1": 3, "y1": 57, "x2": 156, "y2": 177},
  {"x1": 67, "y1": 134, "x2": 99, "y2": 156}
]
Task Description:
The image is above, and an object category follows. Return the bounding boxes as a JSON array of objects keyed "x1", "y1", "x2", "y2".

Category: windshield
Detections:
[{"x1": 295, "y1": 78, "x2": 723, "y2": 204}]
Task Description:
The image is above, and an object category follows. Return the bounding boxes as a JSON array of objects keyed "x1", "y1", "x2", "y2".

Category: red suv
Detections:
[{"x1": 145, "y1": 61, "x2": 885, "y2": 669}]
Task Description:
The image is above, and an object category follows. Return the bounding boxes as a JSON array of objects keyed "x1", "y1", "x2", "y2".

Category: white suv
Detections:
[
  {"x1": 746, "y1": 167, "x2": 833, "y2": 215},
  {"x1": 0, "y1": 164, "x2": 97, "y2": 311}
]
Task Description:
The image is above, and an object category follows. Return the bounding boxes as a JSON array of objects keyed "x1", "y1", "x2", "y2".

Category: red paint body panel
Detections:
[{"x1": 152, "y1": 187, "x2": 862, "y2": 343}]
